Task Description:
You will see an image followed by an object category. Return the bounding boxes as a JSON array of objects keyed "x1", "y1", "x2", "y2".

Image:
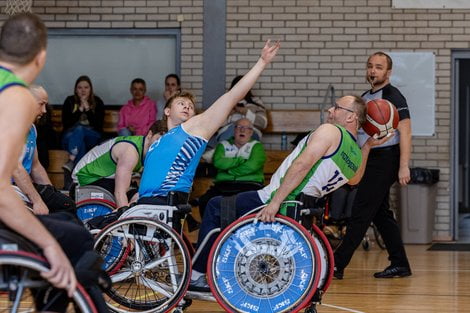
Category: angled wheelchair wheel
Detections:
[
  {"x1": 93, "y1": 217, "x2": 191, "y2": 313},
  {"x1": 76, "y1": 199, "x2": 115, "y2": 223},
  {"x1": 310, "y1": 223, "x2": 335, "y2": 294},
  {"x1": 0, "y1": 250, "x2": 97, "y2": 313},
  {"x1": 208, "y1": 214, "x2": 321, "y2": 313}
]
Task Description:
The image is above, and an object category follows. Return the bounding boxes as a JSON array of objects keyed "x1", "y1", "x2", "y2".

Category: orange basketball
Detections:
[{"x1": 363, "y1": 99, "x2": 399, "y2": 138}]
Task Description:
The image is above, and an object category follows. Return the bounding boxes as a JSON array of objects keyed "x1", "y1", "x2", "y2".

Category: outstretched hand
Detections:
[{"x1": 260, "y1": 39, "x2": 280, "y2": 65}]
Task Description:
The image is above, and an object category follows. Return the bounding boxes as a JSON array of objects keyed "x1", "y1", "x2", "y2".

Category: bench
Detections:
[{"x1": 50, "y1": 107, "x2": 120, "y2": 135}]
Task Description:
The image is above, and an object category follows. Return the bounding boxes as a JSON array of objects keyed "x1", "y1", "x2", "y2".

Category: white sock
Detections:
[{"x1": 191, "y1": 270, "x2": 204, "y2": 281}]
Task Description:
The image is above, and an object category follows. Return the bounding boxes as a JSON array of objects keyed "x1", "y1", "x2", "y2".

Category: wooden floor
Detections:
[{"x1": 184, "y1": 242, "x2": 470, "y2": 313}]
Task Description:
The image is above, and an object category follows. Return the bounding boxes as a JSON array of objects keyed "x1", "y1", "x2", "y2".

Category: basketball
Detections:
[{"x1": 362, "y1": 99, "x2": 399, "y2": 138}]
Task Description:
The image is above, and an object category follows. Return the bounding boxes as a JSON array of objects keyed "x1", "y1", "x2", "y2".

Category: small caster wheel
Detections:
[
  {"x1": 304, "y1": 303, "x2": 317, "y2": 313},
  {"x1": 362, "y1": 238, "x2": 370, "y2": 251}
]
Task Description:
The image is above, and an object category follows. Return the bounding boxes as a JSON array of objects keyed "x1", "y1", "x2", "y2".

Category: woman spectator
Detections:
[
  {"x1": 117, "y1": 78, "x2": 156, "y2": 136},
  {"x1": 61, "y1": 75, "x2": 104, "y2": 173}
]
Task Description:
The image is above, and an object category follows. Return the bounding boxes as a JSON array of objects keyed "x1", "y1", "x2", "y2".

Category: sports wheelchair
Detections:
[
  {"x1": 0, "y1": 226, "x2": 101, "y2": 312},
  {"x1": 87, "y1": 190, "x2": 334, "y2": 313}
]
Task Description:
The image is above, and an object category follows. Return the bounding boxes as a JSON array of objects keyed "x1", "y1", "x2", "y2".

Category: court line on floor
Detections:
[{"x1": 322, "y1": 303, "x2": 366, "y2": 313}]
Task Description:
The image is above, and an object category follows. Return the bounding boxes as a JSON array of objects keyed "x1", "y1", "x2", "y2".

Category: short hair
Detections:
[
  {"x1": 148, "y1": 119, "x2": 167, "y2": 135},
  {"x1": 0, "y1": 13, "x2": 47, "y2": 65},
  {"x1": 164, "y1": 90, "x2": 196, "y2": 110},
  {"x1": 350, "y1": 95, "x2": 367, "y2": 126},
  {"x1": 368, "y1": 51, "x2": 393, "y2": 70},
  {"x1": 131, "y1": 78, "x2": 146, "y2": 87},
  {"x1": 29, "y1": 84, "x2": 46, "y2": 101},
  {"x1": 165, "y1": 73, "x2": 181, "y2": 87}
]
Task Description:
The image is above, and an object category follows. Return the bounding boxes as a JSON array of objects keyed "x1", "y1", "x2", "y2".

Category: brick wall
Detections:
[{"x1": 1, "y1": 0, "x2": 463, "y2": 240}]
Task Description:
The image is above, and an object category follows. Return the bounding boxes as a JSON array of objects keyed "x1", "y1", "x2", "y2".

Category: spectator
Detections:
[
  {"x1": 117, "y1": 78, "x2": 156, "y2": 136},
  {"x1": 61, "y1": 75, "x2": 104, "y2": 173},
  {"x1": 12, "y1": 85, "x2": 76, "y2": 216},
  {"x1": 198, "y1": 118, "x2": 266, "y2": 217},
  {"x1": 156, "y1": 73, "x2": 181, "y2": 120}
]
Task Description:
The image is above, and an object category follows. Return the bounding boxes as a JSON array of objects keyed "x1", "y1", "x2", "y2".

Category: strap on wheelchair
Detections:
[{"x1": 220, "y1": 195, "x2": 238, "y2": 229}]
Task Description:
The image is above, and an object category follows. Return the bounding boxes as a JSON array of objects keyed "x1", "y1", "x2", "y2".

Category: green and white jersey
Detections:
[
  {"x1": 72, "y1": 135, "x2": 145, "y2": 186},
  {"x1": 257, "y1": 125, "x2": 362, "y2": 215}
]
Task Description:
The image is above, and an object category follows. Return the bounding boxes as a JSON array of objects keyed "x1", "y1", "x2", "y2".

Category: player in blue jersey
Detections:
[{"x1": 137, "y1": 40, "x2": 280, "y2": 206}]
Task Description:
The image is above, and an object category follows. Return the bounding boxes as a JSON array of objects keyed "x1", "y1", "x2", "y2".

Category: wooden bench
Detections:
[
  {"x1": 265, "y1": 110, "x2": 322, "y2": 134},
  {"x1": 50, "y1": 107, "x2": 120, "y2": 135}
]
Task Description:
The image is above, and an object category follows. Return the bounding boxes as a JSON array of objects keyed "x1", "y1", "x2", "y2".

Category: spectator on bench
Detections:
[
  {"x1": 117, "y1": 78, "x2": 156, "y2": 136},
  {"x1": 12, "y1": 85, "x2": 75, "y2": 216},
  {"x1": 61, "y1": 75, "x2": 105, "y2": 173},
  {"x1": 198, "y1": 118, "x2": 266, "y2": 218}
]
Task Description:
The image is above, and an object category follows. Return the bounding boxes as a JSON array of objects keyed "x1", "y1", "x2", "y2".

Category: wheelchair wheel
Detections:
[
  {"x1": 93, "y1": 217, "x2": 191, "y2": 313},
  {"x1": 0, "y1": 250, "x2": 97, "y2": 313},
  {"x1": 76, "y1": 199, "x2": 116, "y2": 223},
  {"x1": 310, "y1": 223, "x2": 335, "y2": 294},
  {"x1": 208, "y1": 214, "x2": 321, "y2": 313}
]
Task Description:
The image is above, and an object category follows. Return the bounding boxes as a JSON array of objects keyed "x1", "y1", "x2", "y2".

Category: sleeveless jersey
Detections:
[
  {"x1": 0, "y1": 66, "x2": 27, "y2": 93},
  {"x1": 21, "y1": 125, "x2": 37, "y2": 174},
  {"x1": 139, "y1": 124, "x2": 207, "y2": 197},
  {"x1": 258, "y1": 125, "x2": 362, "y2": 215},
  {"x1": 72, "y1": 135, "x2": 145, "y2": 186}
]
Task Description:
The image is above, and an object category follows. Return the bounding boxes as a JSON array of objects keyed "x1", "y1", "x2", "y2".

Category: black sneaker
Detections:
[
  {"x1": 333, "y1": 267, "x2": 344, "y2": 280},
  {"x1": 62, "y1": 160, "x2": 74, "y2": 173},
  {"x1": 373, "y1": 266, "x2": 412, "y2": 278},
  {"x1": 188, "y1": 275, "x2": 210, "y2": 292}
]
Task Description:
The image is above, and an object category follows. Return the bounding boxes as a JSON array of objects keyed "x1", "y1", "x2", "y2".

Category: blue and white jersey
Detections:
[
  {"x1": 138, "y1": 124, "x2": 207, "y2": 197},
  {"x1": 21, "y1": 125, "x2": 37, "y2": 174}
]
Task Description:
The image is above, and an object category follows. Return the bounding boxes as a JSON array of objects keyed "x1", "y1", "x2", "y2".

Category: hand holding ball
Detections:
[{"x1": 362, "y1": 99, "x2": 399, "y2": 138}]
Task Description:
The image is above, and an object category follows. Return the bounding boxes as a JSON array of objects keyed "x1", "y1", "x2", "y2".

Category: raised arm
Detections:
[{"x1": 185, "y1": 40, "x2": 280, "y2": 139}]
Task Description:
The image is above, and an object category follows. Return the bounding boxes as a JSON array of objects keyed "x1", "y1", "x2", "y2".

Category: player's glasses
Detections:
[{"x1": 334, "y1": 102, "x2": 355, "y2": 113}]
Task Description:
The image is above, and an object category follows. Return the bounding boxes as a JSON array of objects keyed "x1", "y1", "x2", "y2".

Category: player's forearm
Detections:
[
  {"x1": 12, "y1": 166, "x2": 42, "y2": 203},
  {"x1": 0, "y1": 185, "x2": 57, "y2": 249}
]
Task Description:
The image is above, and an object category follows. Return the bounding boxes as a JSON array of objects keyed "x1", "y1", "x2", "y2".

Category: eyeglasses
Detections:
[
  {"x1": 334, "y1": 102, "x2": 355, "y2": 113},
  {"x1": 235, "y1": 125, "x2": 254, "y2": 131}
]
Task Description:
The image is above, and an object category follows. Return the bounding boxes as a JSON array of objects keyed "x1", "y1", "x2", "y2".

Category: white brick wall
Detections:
[{"x1": 1, "y1": 0, "x2": 463, "y2": 240}]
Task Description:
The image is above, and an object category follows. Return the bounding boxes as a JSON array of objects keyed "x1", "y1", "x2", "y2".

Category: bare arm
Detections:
[
  {"x1": 0, "y1": 87, "x2": 76, "y2": 296},
  {"x1": 255, "y1": 124, "x2": 336, "y2": 222},
  {"x1": 397, "y1": 118, "x2": 412, "y2": 185},
  {"x1": 113, "y1": 142, "x2": 139, "y2": 208},
  {"x1": 12, "y1": 162, "x2": 49, "y2": 215},
  {"x1": 185, "y1": 40, "x2": 280, "y2": 139},
  {"x1": 30, "y1": 149, "x2": 52, "y2": 185}
]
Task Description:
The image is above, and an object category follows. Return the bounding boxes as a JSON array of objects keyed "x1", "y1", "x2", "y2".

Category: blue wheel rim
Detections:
[
  {"x1": 212, "y1": 219, "x2": 316, "y2": 313},
  {"x1": 77, "y1": 202, "x2": 113, "y2": 222}
]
